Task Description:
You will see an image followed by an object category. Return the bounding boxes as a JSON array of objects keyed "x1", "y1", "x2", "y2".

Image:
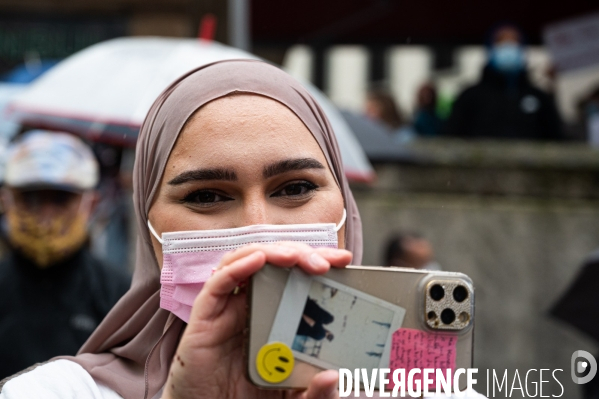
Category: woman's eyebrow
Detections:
[
  {"x1": 263, "y1": 158, "x2": 325, "y2": 179},
  {"x1": 168, "y1": 169, "x2": 238, "y2": 185}
]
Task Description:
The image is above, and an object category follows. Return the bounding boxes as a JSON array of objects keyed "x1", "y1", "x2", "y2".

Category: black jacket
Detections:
[
  {"x1": 443, "y1": 65, "x2": 565, "y2": 140},
  {"x1": 0, "y1": 247, "x2": 131, "y2": 380}
]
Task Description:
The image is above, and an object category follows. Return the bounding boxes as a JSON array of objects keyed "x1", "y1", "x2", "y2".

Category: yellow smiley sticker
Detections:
[{"x1": 256, "y1": 342, "x2": 294, "y2": 383}]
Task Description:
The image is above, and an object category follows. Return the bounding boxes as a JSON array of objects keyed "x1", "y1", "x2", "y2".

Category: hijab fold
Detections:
[{"x1": 64, "y1": 59, "x2": 363, "y2": 399}]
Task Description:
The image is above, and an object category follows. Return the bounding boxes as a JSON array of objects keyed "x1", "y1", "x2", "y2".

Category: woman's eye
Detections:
[
  {"x1": 272, "y1": 182, "x2": 318, "y2": 197},
  {"x1": 183, "y1": 190, "x2": 232, "y2": 204}
]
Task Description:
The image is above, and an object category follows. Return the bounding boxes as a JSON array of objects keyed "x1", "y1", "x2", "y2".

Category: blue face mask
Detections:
[{"x1": 490, "y1": 43, "x2": 525, "y2": 73}]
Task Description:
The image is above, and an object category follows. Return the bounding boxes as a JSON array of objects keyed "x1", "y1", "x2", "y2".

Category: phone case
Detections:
[{"x1": 246, "y1": 264, "x2": 475, "y2": 391}]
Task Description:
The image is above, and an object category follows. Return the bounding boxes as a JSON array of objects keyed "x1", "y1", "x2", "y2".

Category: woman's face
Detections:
[{"x1": 148, "y1": 94, "x2": 346, "y2": 269}]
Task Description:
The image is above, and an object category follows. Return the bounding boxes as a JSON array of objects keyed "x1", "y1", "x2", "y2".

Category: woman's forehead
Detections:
[{"x1": 167, "y1": 94, "x2": 331, "y2": 174}]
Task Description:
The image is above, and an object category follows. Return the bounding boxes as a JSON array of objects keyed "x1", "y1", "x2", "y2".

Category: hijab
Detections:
[{"x1": 67, "y1": 59, "x2": 363, "y2": 399}]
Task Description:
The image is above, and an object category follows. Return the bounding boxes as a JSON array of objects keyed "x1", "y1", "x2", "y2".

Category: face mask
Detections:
[
  {"x1": 149, "y1": 210, "x2": 346, "y2": 323},
  {"x1": 5, "y1": 192, "x2": 91, "y2": 268},
  {"x1": 490, "y1": 43, "x2": 525, "y2": 73}
]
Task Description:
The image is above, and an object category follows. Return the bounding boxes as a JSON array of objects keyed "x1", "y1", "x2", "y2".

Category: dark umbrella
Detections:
[{"x1": 550, "y1": 249, "x2": 599, "y2": 342}]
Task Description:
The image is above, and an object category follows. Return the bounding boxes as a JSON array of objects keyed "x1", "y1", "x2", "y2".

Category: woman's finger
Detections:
[
  {"x1": 302, "y1": 370, "x2": 340, "y2": 399},
  {"x1": 218, "y1": 243, "x2": 352, "y2": 274},
  {"x1": 262, "y1": 244, "x2": 352, "y2": 274},
  {"x1": 273, "y1": 242, "x2": 353, "y2": 268},
  {"x1": 192, "y1": 251, "x2": 266, "y2": 320},
  {"x1": 314, "y1": 247, "x2": 353, "y2": 268},
  {"x1": 219, "y1": 243, "x2": 301, "y2": 270},
  {"x1": 191, "y1": 244, "x2": 351, "y2": 323}
]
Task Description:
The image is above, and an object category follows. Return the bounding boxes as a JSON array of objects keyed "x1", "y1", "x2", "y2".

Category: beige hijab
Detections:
[{"x1": 68, "y1": 59, "x2": 363, "y2": 399}]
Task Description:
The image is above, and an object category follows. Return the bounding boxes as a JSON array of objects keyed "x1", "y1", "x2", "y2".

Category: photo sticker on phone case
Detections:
[{"x1": 268, "y1": 269, "x2": 406, "y2": 372}]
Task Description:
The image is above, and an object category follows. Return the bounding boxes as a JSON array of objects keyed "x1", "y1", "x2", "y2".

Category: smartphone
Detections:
[{"x1": 246, "y1": 264, "x2": 475, "y2": 392}]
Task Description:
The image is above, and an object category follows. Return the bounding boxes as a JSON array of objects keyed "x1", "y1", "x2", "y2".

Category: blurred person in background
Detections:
[
  {"x1": 576, "y1": 85, "x2": 599, "y2": 146},
  {"x1": 365, "y1": 88, "x2": 403, "y2": 129},
  {"x1": 89, "y1": 143, "x2": 134, "y2": 271},
  {"x1": 413, "y1": 83, "x2": 444, "y2": 137},
  {"x1": 551, "y1": 248, "x2": 599, "y2": 399},
  {"x1": 0, "y1": 130, "x2": 130, "y2": 380},
  {"x1": 364, "y1": 88, "x2": 416, "y2": 143},
  {"x1": 384, "y1": 231, "x2": 442, "y2": 270},
  {"x1": 443, "y1": 24, "x2": 565, "y2": 140}
]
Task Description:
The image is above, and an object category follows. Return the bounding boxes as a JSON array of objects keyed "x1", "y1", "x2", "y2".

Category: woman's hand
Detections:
[{"x1": 162, "y1": 242, "x2": 352, "y2": 399}]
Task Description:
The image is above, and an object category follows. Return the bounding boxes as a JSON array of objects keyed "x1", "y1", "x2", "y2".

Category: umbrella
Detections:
[
  {"x1": 0, "y1": 83, "x2": 28, "y2": 182},
  {"x1": 550, "y1": 249, "x2": 599, "y2": 343},
  {"x1": 8, "y1": 37, "x2": 374, "y2": 183}
]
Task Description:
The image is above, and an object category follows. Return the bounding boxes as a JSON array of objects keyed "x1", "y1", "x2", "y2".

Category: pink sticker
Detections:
[{"x1": 389, "y1": 328, "x2": 457, "y2": 391}]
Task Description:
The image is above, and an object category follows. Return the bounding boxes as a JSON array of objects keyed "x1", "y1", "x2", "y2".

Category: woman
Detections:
[{"x1": 0, "y1": 59, "x2": 360, "y2": 399}]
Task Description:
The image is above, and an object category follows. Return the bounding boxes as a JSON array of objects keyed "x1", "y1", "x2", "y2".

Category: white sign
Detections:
[{"x1": 544, "y1": 13, "x2": 599, "y2": 72}]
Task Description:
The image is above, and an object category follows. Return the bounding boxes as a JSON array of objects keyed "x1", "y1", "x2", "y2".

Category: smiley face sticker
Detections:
[{"x1": 256, "y1": 342, "x2": 295, "y2": 383}]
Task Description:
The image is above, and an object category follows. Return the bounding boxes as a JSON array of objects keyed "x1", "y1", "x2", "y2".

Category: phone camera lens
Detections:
[
  {"x1": 441, "y1": 309, "x2": 456, "y2": 325},
  {"x1": 453, "y1": 286, "x2": 468, "y2": 302},
  {"x1": 458, "y1": 312, "x2": 470, "y2": 323},
  {"x1": 430, "y1": 284, "x2": 444, "y2": 301}
]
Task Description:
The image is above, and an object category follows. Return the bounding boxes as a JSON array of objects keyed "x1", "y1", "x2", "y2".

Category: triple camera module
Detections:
[{"x1": 425, "y1": 280, "x2": 473, "y2": 331}]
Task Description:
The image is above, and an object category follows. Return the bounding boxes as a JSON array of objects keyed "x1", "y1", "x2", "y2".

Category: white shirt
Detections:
[{"x1": 0, "y1": 360, "x2": 122, "y2": 399}]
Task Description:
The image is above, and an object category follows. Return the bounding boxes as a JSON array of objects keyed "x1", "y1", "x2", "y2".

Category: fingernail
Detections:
[{"x1": 310, "y1": 253, "x2": 329, "y2": 268}]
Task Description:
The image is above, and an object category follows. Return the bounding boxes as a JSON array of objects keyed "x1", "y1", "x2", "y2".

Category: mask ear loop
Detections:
[
  {"x1": 334, "y1": 208, "x2": 347, "y2": 232},
  {"x1": 147, "y1": 220, "x2": 164, "y2": 245}
]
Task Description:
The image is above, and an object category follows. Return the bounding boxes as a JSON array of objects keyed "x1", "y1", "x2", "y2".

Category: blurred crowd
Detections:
[{"x1": 359, "y1": 24, "x2": 599, "y2": 144}]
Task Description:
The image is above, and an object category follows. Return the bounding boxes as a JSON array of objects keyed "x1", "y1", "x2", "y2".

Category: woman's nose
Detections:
[{"x1": 240, "y1": 199, "x2": 268, "y2": 226}]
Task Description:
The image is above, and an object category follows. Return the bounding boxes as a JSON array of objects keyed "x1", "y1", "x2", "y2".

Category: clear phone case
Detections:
[{"x1": 246, "y1": 264, "x2": 475, "y2": 391}]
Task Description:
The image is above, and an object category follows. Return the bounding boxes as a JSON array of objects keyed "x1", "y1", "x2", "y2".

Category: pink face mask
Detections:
[{"x1": 148, "y1": 210, "x2": 346, "y2": 323}]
